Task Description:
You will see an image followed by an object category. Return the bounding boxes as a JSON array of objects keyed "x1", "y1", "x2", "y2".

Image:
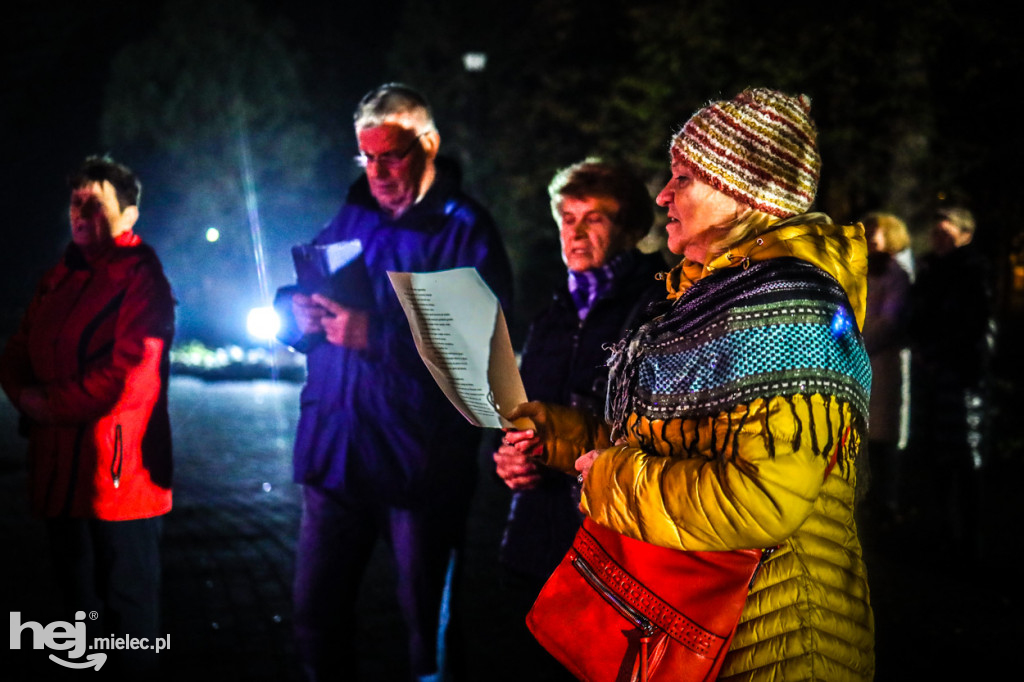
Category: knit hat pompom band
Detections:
[{"x1": 671, "y1": 88, "x2": 821, "y2": 218}]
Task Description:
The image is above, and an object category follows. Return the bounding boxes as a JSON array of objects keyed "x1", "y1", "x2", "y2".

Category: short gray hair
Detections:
[
  {"x1": 936, "y1": 206, "x2": 976, "y2": 235},
  {"x1": 353, "y1": 83, "x2": 436, "y2": 134}
]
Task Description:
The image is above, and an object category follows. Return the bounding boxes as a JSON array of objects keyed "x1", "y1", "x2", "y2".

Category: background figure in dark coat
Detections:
[
  {"x1": 493, "y1": 158, "x2": 665, "y2": 680},
  {"x1": 275, "y1": 84, "x2": 513, "y2": 682},
  {"x1": 860, "y1": 212, "x2": 913, "y2": 527},
  {"x1": 909, "y1": 207, "x2": 995, "y2": 560}
]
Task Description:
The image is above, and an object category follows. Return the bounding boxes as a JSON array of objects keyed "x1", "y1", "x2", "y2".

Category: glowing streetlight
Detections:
[
  {"x1": 462, "y1": 52, "x2": 487, "y2": 72},
  {"x1": 246, "y1": 306, "x2": 280, "y2": 341}
]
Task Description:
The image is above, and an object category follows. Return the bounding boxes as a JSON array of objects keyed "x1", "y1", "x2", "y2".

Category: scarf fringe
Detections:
[{"x1": 624, "y1": 393, "x2": 867, "y2": 478}]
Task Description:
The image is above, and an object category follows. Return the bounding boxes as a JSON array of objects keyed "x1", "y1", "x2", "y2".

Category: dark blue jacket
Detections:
[
  {"x1": 276, "y1": 172, "x2": 513, "y2": 506},
  {"x1": 501, "y1": 249, "x2": 665, "y2": 579}
]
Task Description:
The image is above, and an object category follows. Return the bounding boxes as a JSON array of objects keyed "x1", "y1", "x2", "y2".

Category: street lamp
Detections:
[
  {"x1": 246, "y1": 306, "x2": 280, "y2": 341},
  {"x1": 462, "y1": 52, "x2": 487, "y2": 72}
]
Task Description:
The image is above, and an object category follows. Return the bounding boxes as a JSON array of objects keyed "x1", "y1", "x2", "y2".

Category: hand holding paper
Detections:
[{"x1": 388, "y1": 268, "x2": 531, "y2": 429}]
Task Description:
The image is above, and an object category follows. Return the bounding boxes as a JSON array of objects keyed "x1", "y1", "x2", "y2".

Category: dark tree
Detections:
[
  {"x1": 101, "y1": 0, "x2": 330, "y2": 344},
  {"x1": 381, "y1": 0, "x2": 1022, "y2": 337}
]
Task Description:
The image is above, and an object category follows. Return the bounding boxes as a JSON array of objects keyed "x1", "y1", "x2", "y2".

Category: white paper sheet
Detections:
[{"x1": 388, "y1": 268, "x2": 529, "y2": 429}]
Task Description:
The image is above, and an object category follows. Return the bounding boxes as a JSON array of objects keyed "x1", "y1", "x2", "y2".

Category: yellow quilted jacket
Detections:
[{"x1": 526, "y1": 217, "x2": 875, "y2": 681}]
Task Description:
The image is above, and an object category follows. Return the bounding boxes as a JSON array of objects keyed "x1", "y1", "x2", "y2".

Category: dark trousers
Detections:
[
  {"x1": 498, "y1": 569, "x2": 579, "y2": 682},
  {"x1": 866, "y1": 440, "x2": 905, "y2": 515},
  {"x1": 45, "y1": 516, "x2": 163, "y2": 674},
  {"x1": 293, "y1": 484, "x2": 469, "y2": 681},
  {"x1": 909, "y1": 378, "x2": 988, "y2": 559}
]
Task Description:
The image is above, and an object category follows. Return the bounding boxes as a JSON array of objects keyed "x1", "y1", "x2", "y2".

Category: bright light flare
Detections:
[
  {"x1": 462, "y1": 52, "x2": 487, "y2": 72},
  {"x1": 206, "y1": 227, "x2": 220, "y2": 242},
  {"x1": 247, "y1": 306, "x2": 280, "y2": 340}
]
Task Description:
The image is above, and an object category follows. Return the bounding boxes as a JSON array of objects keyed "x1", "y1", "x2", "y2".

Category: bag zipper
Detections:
[{"x1": 572, "y1": 553, "x2": 656, "y2": 637}]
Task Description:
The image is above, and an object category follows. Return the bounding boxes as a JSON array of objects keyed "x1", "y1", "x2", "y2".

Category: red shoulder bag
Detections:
[
  {"x1": 527, "y1": 429, "x2": 846, "y2": 681},
  {"x1": 526, "y1": 517, "x2": 763, "y2": 682}
]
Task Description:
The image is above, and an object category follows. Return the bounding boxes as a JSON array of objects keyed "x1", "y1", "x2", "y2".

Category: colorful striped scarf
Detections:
[{"x1": 605, "y1": 257, "x2": 871, "y2": 444}]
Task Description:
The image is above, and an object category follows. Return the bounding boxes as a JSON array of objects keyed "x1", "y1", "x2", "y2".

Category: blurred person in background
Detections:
[
  {"x1": 860, "y1": 212, "x2": 913, "y2": 528},
  {"x1": 867, "y1": 211, "x2": 915, "y2": 282},
  {"x1": 0, "y1": 155, "x2": 175, "y2": 677},
  {"x1": 494, "y1": 158, "x2": 665, "y2": 680},
  {"x1": 910, "y1": 207, "x2": 994, "y2": 560}
]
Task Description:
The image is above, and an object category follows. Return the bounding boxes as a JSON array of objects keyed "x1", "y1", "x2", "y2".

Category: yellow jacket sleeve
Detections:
[
  {"x1": 508, "y1": 400, "x2": 613, "y2": 474},
  {"x1": 581, "y1": 393, "x2": 850, "y2": 551}
]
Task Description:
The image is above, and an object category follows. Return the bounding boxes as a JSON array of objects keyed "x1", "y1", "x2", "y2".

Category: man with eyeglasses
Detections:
[{"x1": 275, "y1": 83, "x2": 512, "y2": 682}]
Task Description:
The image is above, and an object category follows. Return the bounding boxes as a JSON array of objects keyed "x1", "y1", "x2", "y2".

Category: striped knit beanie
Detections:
[{"x1": 671, "y1": 88, "x2": 820, "y2": 218}]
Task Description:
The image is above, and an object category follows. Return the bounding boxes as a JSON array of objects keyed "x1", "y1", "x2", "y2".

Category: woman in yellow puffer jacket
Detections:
[{"x1": 508, "y1": 89, "x2": 875, "y2": 680}]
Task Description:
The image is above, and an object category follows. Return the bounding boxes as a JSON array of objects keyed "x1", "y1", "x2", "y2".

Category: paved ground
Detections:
[{"x1": 2, "y1": 374, "x2": 1019, "y2": 680}]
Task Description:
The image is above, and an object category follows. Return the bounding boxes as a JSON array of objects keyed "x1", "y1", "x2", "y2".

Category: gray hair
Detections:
[
  {"x1": 353, "y1": 83, "x2": 436, "y2": 134},
  {"x1": 936, "y1": 206, "x2": 976, "y2": 235}
]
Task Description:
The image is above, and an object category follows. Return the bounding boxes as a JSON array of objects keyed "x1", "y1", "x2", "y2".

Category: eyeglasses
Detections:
[{"x1": 354, "y1": 132, "x2": 426, "y2": 169}]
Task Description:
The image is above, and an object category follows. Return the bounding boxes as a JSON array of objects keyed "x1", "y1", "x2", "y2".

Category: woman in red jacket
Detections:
[{"x1": 0, "y1": 156, "x2": 175, "y2": 675}]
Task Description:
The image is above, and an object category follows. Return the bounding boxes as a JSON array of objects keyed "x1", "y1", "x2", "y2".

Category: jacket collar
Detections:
[
  {"x1": 64, "y1": 231, "x2": 143, "y2": 270},
  {"x1": 664, "y1": 214, "x2": 868, "y2": 330},
  {"x1": 345, "y1": 166, "x2": 460, "y2": 230}
]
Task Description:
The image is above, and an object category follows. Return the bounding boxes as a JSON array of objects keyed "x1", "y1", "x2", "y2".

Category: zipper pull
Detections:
[
  {"x1": 111, "y1": 424, "x2": 123, "y2": 489},
  {"x1": 749, "y1": 546, "x2": 778, "y2": 588}
]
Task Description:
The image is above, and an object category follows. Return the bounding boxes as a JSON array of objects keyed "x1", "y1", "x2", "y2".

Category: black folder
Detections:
[{"x1": 290, "y1": 239, "x2": 374, "y2": 310}]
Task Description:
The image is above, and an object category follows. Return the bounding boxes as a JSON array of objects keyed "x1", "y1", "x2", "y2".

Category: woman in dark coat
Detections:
[{"x1": 493, "y1": 158, "x2": 665, "y2": 679}]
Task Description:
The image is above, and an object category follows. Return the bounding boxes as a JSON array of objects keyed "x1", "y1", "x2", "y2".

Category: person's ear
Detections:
[
  {"x1": 119, "y1": 205, "x2": 140, "y2": 234},
  {"x1": 421, "y1": 130, "x2": 441, "y2": 160}
]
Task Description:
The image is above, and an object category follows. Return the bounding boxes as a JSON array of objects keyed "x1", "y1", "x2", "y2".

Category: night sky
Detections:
[
  {"x1": 4, "y1": 0, "x2": 1021, "y2": 343},
  {"x1": 3, "y1": 0, "x2": 400, "y2": 339}
]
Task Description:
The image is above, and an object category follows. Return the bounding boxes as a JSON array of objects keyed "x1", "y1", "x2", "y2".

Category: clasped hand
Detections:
[
  {"x1": 292, "y1": 293, "x2": 369, "y2": 350},
  {"x1": 494, "y1": 430, "x2": 600, "y2": 491},
  {"x1": 493, "y1": 429, "x2": 543, "y2": 490}
]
